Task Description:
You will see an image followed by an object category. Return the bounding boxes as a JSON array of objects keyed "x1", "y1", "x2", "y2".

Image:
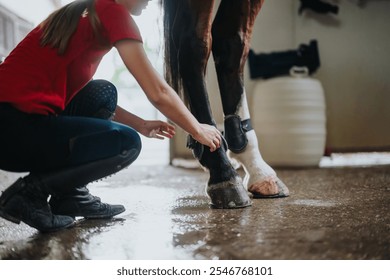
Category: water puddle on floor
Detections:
[{"x1": 289, "y1": 199, "x2": 336, "y2": 207}]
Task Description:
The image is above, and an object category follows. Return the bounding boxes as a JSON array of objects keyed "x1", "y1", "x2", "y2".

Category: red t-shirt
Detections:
[{"x1": 0, "y1": 0, "x2": 142, "y2": 115}]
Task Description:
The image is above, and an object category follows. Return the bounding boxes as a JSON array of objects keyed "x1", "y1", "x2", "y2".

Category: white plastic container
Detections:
[{"x1": 251, "y1": 67, "x2": 326, "y2": 167}]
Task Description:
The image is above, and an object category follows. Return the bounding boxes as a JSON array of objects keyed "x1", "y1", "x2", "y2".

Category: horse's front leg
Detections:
[
  {"x1": 176, "y1": 0, "x2": 251, "y2": 208},
  {"x1": 212, "y1": 0, "x2": 289, "y2": 198}
]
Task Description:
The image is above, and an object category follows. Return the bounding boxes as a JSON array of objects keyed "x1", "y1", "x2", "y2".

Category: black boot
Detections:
[
  {"x1": 0, "y1": 177, "x2": 75, "y2": 232},
  {"x1": 42, "y1": 148, "x2": 139, "y2": 218},
  {"x1": 49, "y1": 186, "x2": 125, "y2": 219}
]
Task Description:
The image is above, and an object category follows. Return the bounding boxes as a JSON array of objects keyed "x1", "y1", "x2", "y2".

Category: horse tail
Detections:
[{"x1": 160, "y1": 0, "x2": 190, "y2": 99}]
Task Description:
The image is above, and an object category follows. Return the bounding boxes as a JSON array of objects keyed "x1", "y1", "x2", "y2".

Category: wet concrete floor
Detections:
[{"x1": 0, "y1": 164, "x2": 389, "y2": 260}]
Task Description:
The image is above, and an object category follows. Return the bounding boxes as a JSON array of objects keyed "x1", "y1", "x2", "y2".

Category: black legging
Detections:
[{"x1": 0, "y1": 80, "x2": 142, "y2": 173}]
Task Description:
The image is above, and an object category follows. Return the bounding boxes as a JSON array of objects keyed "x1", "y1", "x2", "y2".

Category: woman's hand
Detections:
[
  {"x1": 139, "y1": 120, "x2": 176, "y2": 140},
  {"x1": 192, "y1": 124, "x2": 222, "y2": 152}
]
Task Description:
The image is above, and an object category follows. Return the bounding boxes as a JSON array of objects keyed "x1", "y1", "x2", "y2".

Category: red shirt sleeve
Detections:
[{"x1": 97, "y1": 1, "x2": 143, "y2": 45}]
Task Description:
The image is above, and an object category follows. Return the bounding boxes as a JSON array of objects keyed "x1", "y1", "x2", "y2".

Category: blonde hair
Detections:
[{"x1": 40, "y1": 0, "x2": 102, "y2": 55}]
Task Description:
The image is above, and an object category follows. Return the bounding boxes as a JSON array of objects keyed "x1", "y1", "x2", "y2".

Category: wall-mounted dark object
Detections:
[
  {"x1": 299, "y1": 0, "x2": 339, "y2": 15},
  {"x1": 248, "y1": 40, "x2": 320, "y2": 79}
]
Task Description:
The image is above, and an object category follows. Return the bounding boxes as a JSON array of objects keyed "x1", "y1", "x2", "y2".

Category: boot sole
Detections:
[
  {"x1": 36, "y1": 220, "x2": 76, "y2": 233},
  {"x1": 53, "y1": 209, "x2": 126, "y2": 219},
  {"x1": 84, "y1": 207, "x2": 126, "y2": 219},
  {"x1": 65, "y1": 206, "x2": 125, "y2": 219}
]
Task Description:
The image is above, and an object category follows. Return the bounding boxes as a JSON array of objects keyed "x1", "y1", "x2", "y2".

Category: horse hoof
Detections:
[
  {"x1": 249, "y1": 176, "x2": 290, "y2": 198},
  {"x1": 206, "y1": 176, "x2": 252, "y2": 209}
]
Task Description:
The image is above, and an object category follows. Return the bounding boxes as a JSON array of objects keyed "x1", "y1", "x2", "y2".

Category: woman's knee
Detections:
[
  {"x1": 65, "y1": 121, "x2": 141, "y2": 167},
  {"x1": 116, "y1": 124, "x2": 142, "y2": 159}
]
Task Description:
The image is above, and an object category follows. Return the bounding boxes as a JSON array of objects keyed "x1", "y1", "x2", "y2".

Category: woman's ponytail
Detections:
[{"x1": 40, "y1": 0, "x2": 101, "y2": 55}]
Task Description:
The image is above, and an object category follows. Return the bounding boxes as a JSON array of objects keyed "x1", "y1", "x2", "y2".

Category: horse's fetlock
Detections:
[
  {"x1": 187, "y1": 134, "x2": 229, "y2": 161},
  {"x1": 186, "y1": 135, "x2": 204, "y2": 161}
]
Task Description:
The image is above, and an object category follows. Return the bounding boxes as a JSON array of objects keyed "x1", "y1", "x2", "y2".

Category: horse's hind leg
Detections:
[
  {"x1": 212, "y1": 0, "x2": 289, "y2": 198},
  {"x1": 172, "y1": 0, "x2": 251, "y2": 208}
]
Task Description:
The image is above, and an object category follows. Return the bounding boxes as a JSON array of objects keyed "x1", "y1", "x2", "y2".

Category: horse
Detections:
[{"x1": 160, "y1": 0, "x2": 289, "y2": 209}]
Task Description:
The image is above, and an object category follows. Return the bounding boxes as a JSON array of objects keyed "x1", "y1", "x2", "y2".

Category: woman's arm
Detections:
[
  {"x1": 114, "y1": 105, "x2": 175, "y2": 140},
  {"x1": 114, "y1": 105, "x2": 146, "y2": 132},
  {"x1": 114, "y1": 39, "x2": 221, "y2": 151}
]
